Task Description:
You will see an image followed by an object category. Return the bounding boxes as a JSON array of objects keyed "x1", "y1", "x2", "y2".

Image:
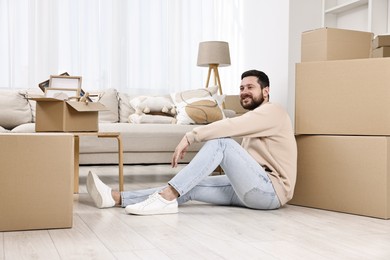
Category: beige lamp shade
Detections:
[{"x1": 197, "y1": 41, "x2": 231, "y2": 67}]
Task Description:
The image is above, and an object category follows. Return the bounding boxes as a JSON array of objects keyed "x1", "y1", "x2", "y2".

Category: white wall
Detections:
[
  {"x1": 224, "y1": 0, "x2": 290, "y2": 110},
  {"x1": 240, "y1": 0, "x2": 388, "y2": 121},
  {"x1": 288, "y1": 0, "x2": 322, "y2": 122},
  {"x1": 232, "y1": 0, "x2": 322, "y2": 116},
  {"x1": 286, "y1": 0, "x2": 389, "y2": 122}
]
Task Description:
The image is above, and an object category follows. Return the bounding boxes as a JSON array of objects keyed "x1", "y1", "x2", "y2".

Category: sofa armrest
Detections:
[{"x1": 224, "y1": 95, "x2": 247, "y2": 115}]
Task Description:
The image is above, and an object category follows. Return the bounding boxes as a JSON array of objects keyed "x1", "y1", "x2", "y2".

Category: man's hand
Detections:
[{"x1": 171, "y1": 135, "x2": 190, "y2": 168}]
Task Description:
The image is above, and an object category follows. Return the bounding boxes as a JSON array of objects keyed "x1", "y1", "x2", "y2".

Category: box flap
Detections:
[
  {"x1": 28, "y1": 95, "x2": 63, "y2": 102},
  {"x1": 66, "y1": 101, "x2": 108, "y2": 112}
]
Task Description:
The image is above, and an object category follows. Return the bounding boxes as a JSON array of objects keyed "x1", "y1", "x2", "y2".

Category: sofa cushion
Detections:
[
  {"x1": 97, "y1": 88, "x2": 119, "y2": 123},
  {"x1": 171, "y1": 86, "x2": 224, "y2": 125},
  {"x1": 0, "y1": 126, "x2": 10, "y2": 133},
  {"x1": 10, "y1": 123, "x2": 36, "y2": 133},
  {"x1": 25, "y1": 88, "x2": 44, "y2": 122},
  {"x1": 79, "y1": 123, "x2": 203, "y2": 153},
  {"x1": 129, "y1": 114, "x2": 176, "y2": 124},
  {"x1": 0, "y1": 90, "x2": 32, "y2": 129},
  {"x1": 223, "y1": 109, "x2": 237, "y2": 118},
  {"x1": 118, "y1": 92, "x2": 135, "y2": 122}
]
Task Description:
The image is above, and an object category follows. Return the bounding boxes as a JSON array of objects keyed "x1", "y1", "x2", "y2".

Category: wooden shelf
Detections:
[{"x1": 325, "y1": 0, "x2": 368, "y2": 14}]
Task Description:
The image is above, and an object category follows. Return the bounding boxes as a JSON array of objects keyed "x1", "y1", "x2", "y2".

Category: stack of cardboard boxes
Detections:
[
  {"x1": 290, "y1": 28, "x2": 390, "y2": 219},
  {"x1": 0, "y1": 77, "x2": 108, "y2": 231}
]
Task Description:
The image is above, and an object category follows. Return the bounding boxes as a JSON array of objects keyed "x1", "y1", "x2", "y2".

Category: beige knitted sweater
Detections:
[{"x1": 185, "y1": 102, "x2": 297, "y2": 206}]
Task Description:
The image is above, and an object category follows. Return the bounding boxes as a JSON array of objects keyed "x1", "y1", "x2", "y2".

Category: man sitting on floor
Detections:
[{"x1": 87, "y1": 69, "x2": 297, "y2": 215}]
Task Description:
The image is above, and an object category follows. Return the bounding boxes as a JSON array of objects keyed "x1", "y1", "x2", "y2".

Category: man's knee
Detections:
[{"x1": 243, "y1": 188, "x2": 281, "y2": 210}]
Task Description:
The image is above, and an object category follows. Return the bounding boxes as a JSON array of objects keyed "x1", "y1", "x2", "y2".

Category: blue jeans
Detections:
[{"x1": 121, "y1": 138, "x2": 280, "y2": 210}]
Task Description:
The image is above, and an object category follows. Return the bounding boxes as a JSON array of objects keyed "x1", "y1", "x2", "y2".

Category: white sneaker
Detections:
[
  {"x1": 125, "y1": 192, "x2": 178, "y2": 215},
  {"x1": 86, "y1": 171, "x2": 115, "y2": 209}
]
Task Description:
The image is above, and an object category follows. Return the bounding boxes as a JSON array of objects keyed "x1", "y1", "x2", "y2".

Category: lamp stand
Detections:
[{"x1": 205, "y1": 64, "x2": 223, "y2": 95}]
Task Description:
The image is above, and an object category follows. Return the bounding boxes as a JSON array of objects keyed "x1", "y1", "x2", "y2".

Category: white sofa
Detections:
[{"x1": 0, "y1": 88, "x2": 244, "y2": 165}]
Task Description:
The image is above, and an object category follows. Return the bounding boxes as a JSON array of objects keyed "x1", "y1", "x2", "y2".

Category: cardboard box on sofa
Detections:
[
  {"x1": 372, "y1": 47, "x2": 390, "y2": 58},
  {"x1": 31, "y1": 97, "x2": 107, "y2": 132},
  {"x1": 290, "y1": 135, "x2": 390, "y2": 219},
  {"x1": 301, "y1": 27, "x2": 373, "y2": 62},
  {"x1": 373, "y1": 35, "x2": 390, "y2": 49},
  {"x1": 295, "y1": 58, "x2": 390, "y2": 135},
  {"x1": 0, "y1": 133, "x2": 74, "y2": 231}
]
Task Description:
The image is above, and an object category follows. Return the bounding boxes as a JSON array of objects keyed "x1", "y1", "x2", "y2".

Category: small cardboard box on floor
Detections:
[
  {"x1": 30, "y1": 97, "x2": 107, "y2": 132},
  {"x1": 290, "y1": 135, "x2": 390, "y2": 219},
  {"x1": 295, "y1": 57, "x2": 390, "y2": 135},
  {"x1": 301, "y1": 27, "x2": 373, "y2": 62},
  {"x1": 0, "y1": 133, "x2": 74, "y2": 231}
]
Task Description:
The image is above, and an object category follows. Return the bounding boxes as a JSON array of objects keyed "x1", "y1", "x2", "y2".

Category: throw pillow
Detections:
[
  {"x1": 0, "y1": 90, "x2": 33, "y2": 129},
  {"x1": 130, "y1": 95, "x2": 176, "y2": 116},
  {"x1": 97, "y1": 88, "x2": 119, "y2": 123},
  {"x1": 26, "y1": 88, "x2": 44, "y2": 122},
  {"x1": 118, "y1": 92, "x2": 135, "y2": 122},
  {"x1": 129, "y1": 113, "x2": 177, "y2": 124},
  {"x1": 170, "y1": 86, "x2": 225, "y2": 125}
]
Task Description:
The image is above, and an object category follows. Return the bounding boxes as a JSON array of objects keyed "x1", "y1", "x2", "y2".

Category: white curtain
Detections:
[{"x1": 0, "y1": 0, "x2": 242, "y2": 95}]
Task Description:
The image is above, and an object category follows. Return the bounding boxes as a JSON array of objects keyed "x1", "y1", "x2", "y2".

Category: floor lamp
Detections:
[{"x1": 197, "y1": 41, "x2": 231, "y2": 95}]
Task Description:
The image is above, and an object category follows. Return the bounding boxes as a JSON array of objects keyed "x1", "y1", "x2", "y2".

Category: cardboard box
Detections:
[
  {"x1": 372, "y1": 47, "x2": 390, "y2": 58},
  {"x1": 301, "y1": 28, "x2": 373, "y2": 62},
  {"x1": 290, "y1": 135, "x2": 390, "y2": 219},
  {"x1": 295, "y1": 58, "x2": 390, "y2": 135},
  {"x1": 0, "y1": 133, "x2": 74, "y2": 231},
  {"x1": 289, "y1": 135, "x2": 390, "y2": 219},
  {"x1": 31, "y1": 97, "x2": 107, "y2": 132},
  {"x1": 373, "y1": 35, "x2": 390, "y2": 49}
]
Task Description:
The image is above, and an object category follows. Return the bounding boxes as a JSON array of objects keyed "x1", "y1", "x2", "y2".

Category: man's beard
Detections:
[{"x1": 240, "y1": 94, "x2": 264, "y2": 110}]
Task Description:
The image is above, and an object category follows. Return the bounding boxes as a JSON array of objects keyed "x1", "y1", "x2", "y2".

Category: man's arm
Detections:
[
  {"x1": 186, "y1": 103, "x2": 286, "y2": 144},
  {"x1": 171, "y1": 135, "x2": 190, "y2": 168}
]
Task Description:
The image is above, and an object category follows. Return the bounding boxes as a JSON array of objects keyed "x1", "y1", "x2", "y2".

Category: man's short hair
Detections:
[{"x1": 241, "y1": 70, "x2": 270, "y2": 89}]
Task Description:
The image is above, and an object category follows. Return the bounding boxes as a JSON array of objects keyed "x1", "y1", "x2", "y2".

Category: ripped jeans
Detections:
[{"x1": 121, "y1": 138, "x2": 281, "y2": 210}]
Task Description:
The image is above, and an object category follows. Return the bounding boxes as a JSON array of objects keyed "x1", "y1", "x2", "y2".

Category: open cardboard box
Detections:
[{"x1": 29, "y1": 96, "x2": 107, "y2": 132}]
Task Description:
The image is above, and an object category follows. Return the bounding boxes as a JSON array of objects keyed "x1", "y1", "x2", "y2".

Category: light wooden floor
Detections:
[{"x1": 1, "y1": 165, "x2": 390, "y2": 260}]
